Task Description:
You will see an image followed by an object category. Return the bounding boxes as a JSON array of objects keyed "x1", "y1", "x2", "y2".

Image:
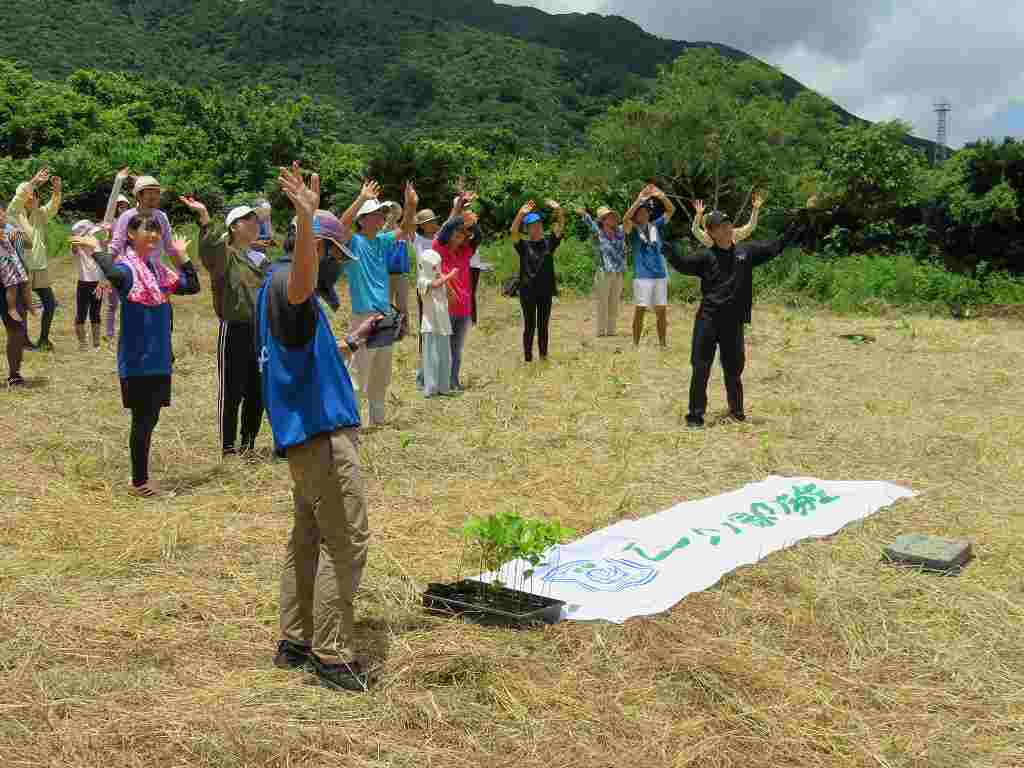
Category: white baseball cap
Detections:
[
  {"x1": 225, "y1": 206, "x2": 257, "y2": 228},
  {"x1": 356, "y1": 198, "x2": 388, "y2": 219}
]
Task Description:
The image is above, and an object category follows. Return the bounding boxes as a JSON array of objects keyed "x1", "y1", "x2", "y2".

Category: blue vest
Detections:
[
  {"x1": 386, "y1": 239, "x2": 410, "y2": 275},
  {"x1": 114, "y1": 265, "x2": 174, "y2": 380},
  {"x1": 256, "y1": 262, "x2": 361, "y2": 454}
]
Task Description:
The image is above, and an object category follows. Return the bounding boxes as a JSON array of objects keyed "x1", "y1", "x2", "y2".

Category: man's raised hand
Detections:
[
  {"x1": 752, "y1": 191, "x2": 765, "y2": 209},
  {"x1": 404, "y1": 180, "x2": 419, "y2": 210},
  {"x1": 179, "y1": 196, "x2": 210, "y2": 225},
  {"x1": 361, "y1": 179, "x2": 381, "y2": 201},
  {"x1": 693, "y1": 199, "x2": 705, "y2": 216},
  {"x1": 279, "y1": 162, "x2": 320, "y2": 217},
  {"x1": 31, "y1": 167, "x2": 50, "y2": 186},
  {"x1": 519, "y1": 200, "x2": 536, "y2": 216}
]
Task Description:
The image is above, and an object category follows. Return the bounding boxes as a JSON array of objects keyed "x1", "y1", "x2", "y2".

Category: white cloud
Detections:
[{"x1": 500, "y1": 0, "x2": 1024, "y2": 147}]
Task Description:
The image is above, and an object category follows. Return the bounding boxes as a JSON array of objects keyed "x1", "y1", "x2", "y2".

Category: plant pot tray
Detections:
[{"x1": 423, "y1": 580, "x2": 565, "y2": 627}]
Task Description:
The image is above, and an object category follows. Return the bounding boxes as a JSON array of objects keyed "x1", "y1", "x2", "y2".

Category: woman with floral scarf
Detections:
[{"x1": 71, "y1": 213, "x2": 200, "y2": 498}]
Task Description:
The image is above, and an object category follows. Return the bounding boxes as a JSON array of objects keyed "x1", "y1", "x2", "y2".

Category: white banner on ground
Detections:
[{"x1": 482, "y1": 476, "x2": 917, "y2": 624}]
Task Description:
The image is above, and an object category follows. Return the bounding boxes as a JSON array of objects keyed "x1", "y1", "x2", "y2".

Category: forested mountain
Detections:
[{"x1": 0, "y1": 0, "x2": 872, "y2": 150}]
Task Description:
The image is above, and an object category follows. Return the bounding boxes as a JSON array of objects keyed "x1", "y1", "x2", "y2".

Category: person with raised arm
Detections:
[
  {"x1": 99, "y1": 167, "x2": 137, "y2": 342},
  {"x1": 255, "y1": 162, "x2": 380, "y2": 693},
  {"x1": 432, "y1": 193, "x2": 481, "y2": 389},
  {"x1": 70, "y1": 216, "x2": 200, "y2": 498},
  {"x1": 623, "y1": 183, "x2": 676, "y2": 347},
  {"x1": 692, "y1": 192, "x2": 763, "y2": 247},
  {"x1": 578, "y1": 203, "x2": 626, "y2": 337},
  {"x1": 666, "y1": 202, "x2": 810, "y2": 427},
  {"x1": 8, "y1": 166, "x2": 61, "y2": 351},
  {"x1": 335, "y1": 179, "x2": 417, "y2": 426},
  {"x1": 181, "y1": 195, "x2": 271, "y2": 457},
  {"x1": 510, "y1": 199, "x2": 565, "y2": 362}
]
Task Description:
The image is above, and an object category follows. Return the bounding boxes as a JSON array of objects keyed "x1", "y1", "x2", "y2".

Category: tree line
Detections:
[{"x1": 0, "y1": 49, "x2": 1020, "y2": 273}]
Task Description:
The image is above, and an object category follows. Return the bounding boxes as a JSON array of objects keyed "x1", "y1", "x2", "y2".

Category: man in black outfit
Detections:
[{"x1": 667, "y1": 206, "x2": 808, "y2": 427}]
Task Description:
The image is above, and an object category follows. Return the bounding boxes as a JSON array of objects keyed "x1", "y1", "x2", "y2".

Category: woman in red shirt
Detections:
[{"x1": 433, "y1": 211, "x2": 481, "y2": 390}]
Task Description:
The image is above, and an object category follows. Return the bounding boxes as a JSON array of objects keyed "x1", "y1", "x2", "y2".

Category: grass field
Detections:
[{"x1": 2, "y1": 260, "x2": 1023, "y2": 767}]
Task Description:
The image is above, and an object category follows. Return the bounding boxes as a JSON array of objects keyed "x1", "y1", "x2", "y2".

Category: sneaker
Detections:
[
  {"x1": 309, "y1": 655, "x2": 371, "y2": 692},
  {"x1": 6, "y1": 374, "x2": 26, "y2": 388},
  {"x1": 729, "y1": 412, "x2": 747, "y2": 423},
  {"x1": 222, "y1": 447, "x2": 238, "y2": 458},
  {"x1": 686, "y1": 416, "x2": 705, "y2": 429},
  {"x1": 273, "y1": 639, "x2": 312, "y2": 670}
]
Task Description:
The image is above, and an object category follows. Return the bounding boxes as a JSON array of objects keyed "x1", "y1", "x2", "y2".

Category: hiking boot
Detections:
[
  {"x1": 273, "y1": 640, "x2": 312, "y2": 670},
  {"x1": 686, "y1": 416, "x2": 705, "y2": 429},
  {"x1": 309, "y1": 655, "x2": 371, "y2": 693},
  {"x1": 7, "y1": 374, "x2": 26, "y2": 388},
  {"x1": 729, "y1": 411, "x2": 747, "y2": 423}
]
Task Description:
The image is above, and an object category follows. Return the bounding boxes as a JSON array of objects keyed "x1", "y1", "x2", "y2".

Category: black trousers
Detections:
[
  {"x1": 688, "y1": 312, "x2": 745, "y2": 419},
  {"x1": 32, "y1": 286, "x2": 56, "y2": 345},
  {"x1": 218, "y1": 320, "x2": 263, "y2": 452},
  {"x1": 520, "y1": 294, "x2": 553, "y2": 361},
  {"x1": 130, "y1": 405, "x2": 161, "y2": 486},
  {"x1": 75, "y1": 281, "x2": 102, "y2": 324},
  {"x1": 470, "y1": 266, "x2": 481, "y2": 324}
]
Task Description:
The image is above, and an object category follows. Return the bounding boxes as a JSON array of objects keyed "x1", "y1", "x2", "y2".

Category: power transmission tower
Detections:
[{"x1": 934, "y1": 102, "x2": 951, "y2": 165}]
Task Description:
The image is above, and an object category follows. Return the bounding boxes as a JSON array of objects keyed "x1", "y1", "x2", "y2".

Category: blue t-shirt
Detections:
[
  {"x1": 343, "y1": 231, "x2": 395, "y2": 314},
  {"x1": 629, "y1": 215, "x2": 668, "y2": 280}
]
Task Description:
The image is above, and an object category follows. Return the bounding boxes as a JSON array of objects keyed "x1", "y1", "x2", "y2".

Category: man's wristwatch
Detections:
[{"x1": 344, "y1": 334, "x2": 360, "y2": 352}]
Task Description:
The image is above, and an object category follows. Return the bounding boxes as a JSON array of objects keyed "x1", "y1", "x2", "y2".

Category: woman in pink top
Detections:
[{"x1": 433, "y1": 210, "x2": 481, "y2": 390}]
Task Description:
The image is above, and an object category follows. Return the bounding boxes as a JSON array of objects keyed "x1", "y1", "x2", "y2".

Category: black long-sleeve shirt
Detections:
[{"x1": 667, "y1": 218, "x2": 806, "y2": 324}]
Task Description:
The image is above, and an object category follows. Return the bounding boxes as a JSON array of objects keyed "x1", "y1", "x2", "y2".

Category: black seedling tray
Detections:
[{"x1": 423, "y1": 580, "x2": 565, "y2": 627}]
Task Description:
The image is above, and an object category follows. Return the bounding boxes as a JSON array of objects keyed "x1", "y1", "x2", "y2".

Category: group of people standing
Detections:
[{"x1": 6, "y1": 155, "x2": 810, "y2": 693}]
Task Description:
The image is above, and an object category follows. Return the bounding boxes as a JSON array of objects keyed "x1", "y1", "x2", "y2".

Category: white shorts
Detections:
[{"x1": 633, "y1": 277, "x2": 668, "y2": 308}]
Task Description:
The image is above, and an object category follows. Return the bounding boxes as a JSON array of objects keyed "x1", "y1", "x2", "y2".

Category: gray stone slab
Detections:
[{"x1": 884, "y1": 534, "x2": 972, "y2": 572}]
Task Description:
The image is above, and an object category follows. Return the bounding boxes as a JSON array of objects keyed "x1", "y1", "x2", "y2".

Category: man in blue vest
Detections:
[{"x1": 256, "y1": 162, "x2": 380, "y2": 692}]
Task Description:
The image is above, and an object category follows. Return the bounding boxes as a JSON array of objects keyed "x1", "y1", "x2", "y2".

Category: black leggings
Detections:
[
  {"x1": 520, "y1": 294, "x2": 553, "y2": 361},
  {"x1": 76, "y1": 281, "x2": 102, "y2": 325},
  {"x1": 470, "y1": 266, "x2": 481, "y2": 324},
  {"x1": 32, "y1": 286, "x2": 56, "y2": 345},
  {"x1": 130, "y1": 406, "x2": 161, "y2": 486}
]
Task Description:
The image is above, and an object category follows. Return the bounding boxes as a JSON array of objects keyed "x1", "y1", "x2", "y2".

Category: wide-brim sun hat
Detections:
[
  {"x1": 133, "y1": 175, "x2": 161, "y2": 195},
  {"x1": 225, "y1": 205, "x2": 257, "y2": 228},
  {"x1": 596, "y1": 206, "x2": 618, "y2": 222},
  {"x1": 415, "y1": 209, "x2": 438, "y2": 226},
  {"x1": 706, "y1": 210, "x2": 732, "y2": 227}
]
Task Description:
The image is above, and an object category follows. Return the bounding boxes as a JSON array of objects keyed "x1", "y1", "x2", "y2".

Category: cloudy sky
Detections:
[{"x1": 501, "y1": 0, "x2": 1024, "y2": 147}]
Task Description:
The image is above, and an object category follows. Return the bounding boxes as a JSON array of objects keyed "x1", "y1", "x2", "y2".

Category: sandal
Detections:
[{"x1": 128, "y1": 482, "x2": 159, "y2": 498}]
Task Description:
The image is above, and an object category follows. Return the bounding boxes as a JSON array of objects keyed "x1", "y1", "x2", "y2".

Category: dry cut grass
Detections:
[{"x1": 2, "y1": 261, "x2": 1023, "y2": 767}]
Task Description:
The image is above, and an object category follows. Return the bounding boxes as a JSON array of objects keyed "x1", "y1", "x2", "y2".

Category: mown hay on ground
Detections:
[{"x1": 2, "y1": 262, "x2": 1023, "y2": 767}]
